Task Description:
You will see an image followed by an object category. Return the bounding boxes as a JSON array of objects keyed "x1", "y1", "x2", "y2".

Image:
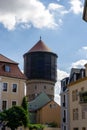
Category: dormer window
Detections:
[{"x1": 5, "y1": 65, "x2": 10, "y2": 72}]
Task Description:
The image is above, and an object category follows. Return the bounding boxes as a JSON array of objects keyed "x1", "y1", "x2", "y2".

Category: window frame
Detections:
[
  {"x1": 82, "y1": 110, "x2": 85, "y2": 119},
  {"x1": 73, "y1": 108, "x2": 79, "y2": 120},
  {"x1": 12, "y1": 83, "x2": 18, "y2": 93},
  {"x1": 2, "y1": 82, "x2": 8, "y2": 92},
  {"x1": 11, "y1": 100, "x2": 17, "y2": 107},
  {"x1": 72, "y1": 89, "x2": 78, "y2": 102},
  {"x1": 5, "y1": 65, "x2": 10, "y2": 72},
  {"x1": 2, "y1": 100, "x2": 8, "y2": 110}
]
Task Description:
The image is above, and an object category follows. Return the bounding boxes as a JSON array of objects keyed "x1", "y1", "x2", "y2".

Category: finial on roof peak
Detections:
[{"x1": 40, "y1": 36, "x2": 41, "y2": 41}]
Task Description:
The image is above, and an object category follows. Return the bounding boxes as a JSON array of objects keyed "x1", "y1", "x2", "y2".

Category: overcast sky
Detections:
[{"x1": 0, "y1": 0, "x2": 87, "y2": 104}]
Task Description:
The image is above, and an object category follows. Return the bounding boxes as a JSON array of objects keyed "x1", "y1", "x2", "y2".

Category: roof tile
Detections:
[
  {"x1": 0, "y1": 54, "x2": 26, "y2": 79},
  {"x1": 28, "y1": 40, "x2": 51, "y2": 53},
  {"x1": 0, "y1": 54, "x2": 17, "y2": 64}
]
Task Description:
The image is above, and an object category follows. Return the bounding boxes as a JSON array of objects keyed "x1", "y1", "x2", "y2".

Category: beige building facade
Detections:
[
  {"x1": 68, "y1": 65, "x2": 87, "y2": 130},
  {"x1": 69, "y1": 79, "x2": 87, "y2": 130},
  {"x1": 61, "y1": 64, "x2": 87, "y2": 130},
  {"x1": 1, "y1": 76, "x2": 25, "y2": 111},
  {"x1": 0, "y1": 54, "x2": 26, "y2": 130}
]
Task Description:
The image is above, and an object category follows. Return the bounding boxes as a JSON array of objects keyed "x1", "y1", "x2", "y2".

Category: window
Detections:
[
  {"x1": 44, "y1": 86, "x2": 46, "y2": 89},
  {"x1": 50, "y1": 104, "x2": 52, "y2": 108},
  {"x1": 72, "y1": 90, "x2": 75, "y2": 101},
  {"x1": 76, "y1": 90, "x2": 78, "y2": 100},
  {"x1": 12, "y1": 101, "x2": 16, "y2": 106},
  {"x1": 82, "y1": 110, "x2": 85, "y2": 119},
  {"x1": 64, "y1": 126, "x2": 66, "y2": 130},
  {"x1": 5, "y1": 65, "x2": 10, "y2": 72},
  {"x1": 12, "y1": 84, "x2": 17, "y2": 92},
  {"x1": 63, "y1": 110, "x2": 66, "y2": 122},
  {"x1": 73, "y1": 109, "x2": 75, "y2": 120},
  {"x1": 2, "y1": 100, "x2": 7, "y2": 110},
  {"x1": 72, "y1": 89, "x2": 78, "y2": 101},
  {"x1": 2, "y1": 83, "x2": 8, "y2": 91},
  {"x1": 81, "y1": 87, "x2": 84, "y2": 92},
  {"x1": 73, "y1": 128, "x2": 78, "y2": 130},
  {"x1": 76, "y1": 108, "x2": 79, "y2": 120},
  {"x1": 35, "y1": 85, "x2": 37, "y2": 89},
  {"x1": 64, "y1": 95, "x2": 66, "y2": 105},
  {"x1": 51, "y1": 87, "x2": 53, "y2": 90},
  {"x1": 73, "y1": 108, "x2": 79, "y2": 120}
]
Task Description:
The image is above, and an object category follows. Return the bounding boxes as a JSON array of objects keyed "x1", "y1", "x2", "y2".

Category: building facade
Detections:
[
  {"x1": 68, "y1": 67, "x2": 87, "y2": 130},
  {"x1": 61, "y1": 77, "x2": 70, "y2": 130},
  {"x1": 0, "y1": 54, "x2": 26, "y2": 130},
  {"x1": 28, "y1": 92, "x2": 61, "y2": 127},
  {"x1": 37, "y1": 100, "x2": 61, "y2": 127},
  {"x1": 23, "y1": 39, "x2": 58, "y2": 102},
  {"x1": 61, "y1": 64, "x2": 87, "y2": 130}
]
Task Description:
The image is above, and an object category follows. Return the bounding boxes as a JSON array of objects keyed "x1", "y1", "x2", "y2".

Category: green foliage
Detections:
[
  {"x1": 0, "y1": 111, "x2": 7, "y2": 126},
  {"x1": 21, "y1": 96, "x2": 30, "y2": 124},
  {"x1": 0, "y1": 106, "x2": 29, "y2": 130},
  {"x1": 21, "y1": 96, "x2": 28, "y2": 111},
  {"x1": 47, "y1": 122, "x2": 58, "y2": 127},
  {"x1": 28, "y1": 124, "x2": 45, "y2": 130},
  {"x1": 0, "y1": 111, "x2": 7, "y2": 120}
]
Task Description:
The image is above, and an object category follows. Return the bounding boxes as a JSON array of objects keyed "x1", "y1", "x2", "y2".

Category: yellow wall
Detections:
[
  {"x1": 37, "y1": 100, "x2": 61, "y2": 128},
  {"x1": 0, "y1": 76, "x2": 26, "y2": 130},
  {"x1": 1, "y1": 76, "x2": 25, "y2": 109}
]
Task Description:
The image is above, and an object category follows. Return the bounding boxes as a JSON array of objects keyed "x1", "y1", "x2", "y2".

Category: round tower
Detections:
[{"x1": 23, "y1": 39, "x2": 58, "y2": 101}]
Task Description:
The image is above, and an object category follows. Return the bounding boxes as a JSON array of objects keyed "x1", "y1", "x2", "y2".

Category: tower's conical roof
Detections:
[{"x1": 28, "y1": 39, "x2": 51, "y2": 53}]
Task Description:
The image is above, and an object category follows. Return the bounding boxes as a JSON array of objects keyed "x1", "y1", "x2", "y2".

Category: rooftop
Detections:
[
  {"x1": 28, "y1": 92, "x2": 51, "y2": 111},
  {"x1": 28, "y1": 39, "x2": 51, "y2": 53},
  {"x1": 0, "y1": 54, "x2": 26, "y2": 79},
  {"x1": 0, "y1": 54, "x2": 18, "y2": 64}
]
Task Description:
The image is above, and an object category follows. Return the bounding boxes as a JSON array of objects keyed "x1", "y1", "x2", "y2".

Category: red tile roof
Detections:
[
  {"x1": 0, "y1": 54, "x2": 26, "y2": 79},
  {"x1": 0, "y1": 54, "x2": 18, "y2": 64},
  {"x1": 29, "y1": 40, "x2": 51, "y2": 53}
]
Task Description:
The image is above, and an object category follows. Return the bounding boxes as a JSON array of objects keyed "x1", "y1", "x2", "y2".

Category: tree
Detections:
[
  {"x1": 21, "y1": 96, "x2": 30, "y2": 123},
  {"x1": 21, "y1": 96, "x2": 28, "y2": 112},
  {"x1": 0, "y1": 111, "x2": 7, "y2": 127},
  {"x1": 0, "y1": 106, "x2": 29, "y2": 130}
]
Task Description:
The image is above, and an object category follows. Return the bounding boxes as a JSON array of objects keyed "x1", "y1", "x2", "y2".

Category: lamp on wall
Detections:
[{"x1": 83, "y1": 0, "x2": 87, "y2": 21}]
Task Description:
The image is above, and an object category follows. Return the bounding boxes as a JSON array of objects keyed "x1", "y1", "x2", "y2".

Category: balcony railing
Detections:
[{"x1": 79, "y1": 91, "x2": 87, "y2": 104}]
